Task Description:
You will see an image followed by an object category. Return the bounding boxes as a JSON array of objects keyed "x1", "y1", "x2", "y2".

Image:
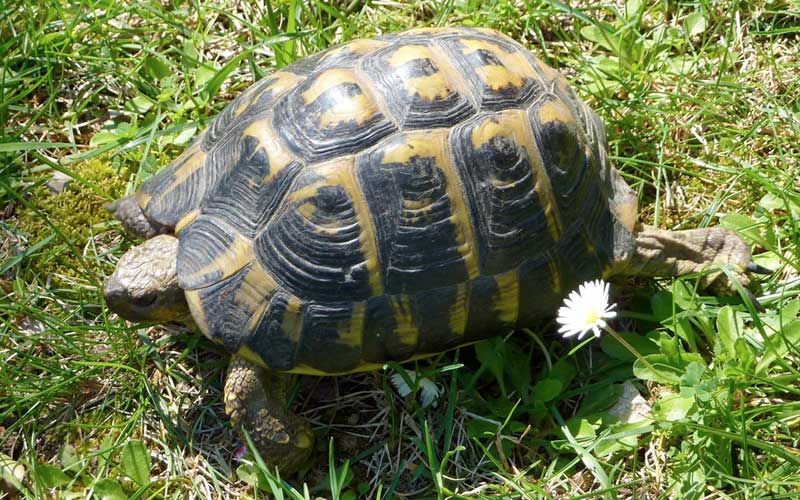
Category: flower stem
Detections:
[{"x1": 602, "y1": 326, "x2": 657, "y2": 374}]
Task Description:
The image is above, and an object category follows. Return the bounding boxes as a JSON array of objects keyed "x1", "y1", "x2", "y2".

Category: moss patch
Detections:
[{"x1": 15, "y1": 159, "x2": 127, "y2": 284}]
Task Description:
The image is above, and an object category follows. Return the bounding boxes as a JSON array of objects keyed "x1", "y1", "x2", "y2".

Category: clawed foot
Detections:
[
  {"x1": 621, "y1": 226, "x2": 770, "y2": 298},
  {"x1": 224, "y1": 356, "x2": 314, "y2": 473}
]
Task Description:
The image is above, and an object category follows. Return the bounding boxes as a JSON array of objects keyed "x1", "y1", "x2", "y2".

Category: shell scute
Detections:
[
  {"x1": 361, "y1": 42, "x2": 475, "y2": 128},
  {"x1": 273, "y1": 68, "x2": 396, "y2": 162}
]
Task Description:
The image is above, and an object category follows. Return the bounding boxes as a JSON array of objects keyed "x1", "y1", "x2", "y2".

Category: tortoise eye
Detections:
[{"x1": 133, "y1": 293, "x2": 157, "y2": 307}]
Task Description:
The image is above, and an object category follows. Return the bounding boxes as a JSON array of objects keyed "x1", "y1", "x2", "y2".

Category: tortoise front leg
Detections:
[
  {"x1": 224, "y1": 356, "x2": 314, "y2": 472},
  {"x1": 106, "y1": 195, "x2": 169, "y2": 239}
]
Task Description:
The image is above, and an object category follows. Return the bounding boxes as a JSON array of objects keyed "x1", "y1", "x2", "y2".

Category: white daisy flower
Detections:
[
  {"x1": 418, "y1": 378, "x2": 442, "y2": 408},
  {"x1": 390, "y1": 369, "x2": 442, "y2": 407},
  {"x1": 390, "y1": 371, "x2": 414, "y2": 397},
  {"x1": 556, "y1": 279, "x2": 618, "y2": 340}
]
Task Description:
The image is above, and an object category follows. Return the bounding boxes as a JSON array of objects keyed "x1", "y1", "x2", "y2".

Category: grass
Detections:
[{"x1": 2, "y1": 0, "x2": 799, "y2": 497}]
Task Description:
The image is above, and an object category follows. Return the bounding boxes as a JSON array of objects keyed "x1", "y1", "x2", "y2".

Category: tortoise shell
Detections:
[{"x1": 135, "y1": 27, "x2": 632, "y2": 375}]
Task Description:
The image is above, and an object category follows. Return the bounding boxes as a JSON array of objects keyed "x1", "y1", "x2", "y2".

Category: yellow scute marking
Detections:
[
  {"x1": 301, "y1": 68, "x2": 359, "y2": 103},
  {"x1": 511, "y1": 110, "x2": 564, "y2": 241},
  {"x1": 482, "y1": 64, "x2": 524, "y2": 91},
  {"x1": 235, "y1": 263, "x2": 278, "y2": 322},
  {"x1": 135, "y1": 191, "x2": 152, "y2": 208},
  {"x1": 185, "y1": 290, "x2": 209, "y2": 336},
  {"x1": 336, "y1": 302, "x2": 366, "y2": 349},
  {"x1": 299, "y1": 69, "x2": 381, "y2": 129},
  {"x1": 175, "y1": 209, "x2": 199, "y2": 234},
  {"x1": 388, "y1": 45, "x2": 432, "y2": 67},
  {"x1": 243, "y1": 119, "x2": 295, "y2": 175},
  {"x1": 458, "y1": 38, "x2": 534, "y2": 92},
  {"x1": 161, "y1": 145, "x2": 207, "y2": 198},
  {"x1": 403, "y1": 27, "x2": 458, "y2": 36},
  {"x1": 448, "y1": 283, "x2": 469, "y2": 336},
  {"x1": 494, "y1": 269, "x2": 519, "y2": 325},
  {"x1": 186, "y1": 233, "x2": 254, "y2": 285},
  {"x1": 319, "y1": 92, "x2": 378, "y2": 129},
  {"x1": 469, "y1": 110, "x2": 527, "y2": 149},
  {"x1": 321, "y1": 39, "x2": 388, "y2": 63},
  {"x1": 390, "y1": 295, "x2": 419, "y2": 348},
  {"x1": 538, "y1": 99, "x2": 576, "y2": 126},
  {"x1": 405, "y1": 73, "x2": 452, "y2": 101}
]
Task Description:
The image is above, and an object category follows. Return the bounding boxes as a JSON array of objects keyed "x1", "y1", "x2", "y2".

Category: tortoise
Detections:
[{"x1": 104, "y1": 27, "x2": 763, "y2": 472}]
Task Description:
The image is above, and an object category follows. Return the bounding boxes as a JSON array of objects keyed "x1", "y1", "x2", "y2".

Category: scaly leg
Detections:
[
  {"x1": 106, "y1": 195, "x2": 168, "y2": 239},
  {"x1": 224, "y1": 356, "x2": 314, "y2": 473},
  {"x1": 614, "y1": 226, "x2": 767, "y2": 294}
]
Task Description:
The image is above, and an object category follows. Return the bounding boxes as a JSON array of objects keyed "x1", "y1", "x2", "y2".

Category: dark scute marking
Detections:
[
  {"x1": 194, "y1": 264, "x2": 254, "y2": 352},
  {"x1": 464, "y1": 276, "x2": 511, "y2": 341},
  {"x1": 202, "y1": 79, "x2": 269, "y2": 149},
  {"x1": 273, "y1": 76, "x2": 395, "y2": 162},
  {"x1": 356, "y1": 146, "x2": 470, "y2": 294},
  {"x1": 295, "y1": 302, "x2": 361, "y2": 373},
  {"x1": 247, "y1": 292, "x2": 298, "y2": 371},
  {"x1": 471, "y1": 48, "x2": 504, "y2": 67},
  {"x1": 255, "y1": 176, "x2": 372, "y2": 301},
  {"x1": 200, "y1": 135, "x2": 303, "y2": 238},
  {"x1": 361, "y1": 45, "x2": 475, "y2": 129},
  {"x1": 516, "y1": 254, "x2": 561, "y2": 327},
  {"x1": 450, "y1": 115, "x2": 554, "y2": 275},
  {"x1": 362, "y1": 296, "x2": 394, "y2": 363},
  {"x1": 415, "y1": 286, "x2": 464, "y2": 354},
  {"x1": 437, "y1": 36, "x2": 543, "y2": 110},
  {"x1": 177, "y1": 216, "x2": 239, "y2": 289},
  {"x1": 528, "y1": 98, "x2": 597, "y2": 221}
]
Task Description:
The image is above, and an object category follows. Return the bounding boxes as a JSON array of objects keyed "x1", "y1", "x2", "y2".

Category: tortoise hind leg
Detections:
[
  {"x1": 224, "y1": 356, "x2": 314, "y2": 472},
  {"x1": 613, "y1": 226, "x2": 760, "y2": 294}
]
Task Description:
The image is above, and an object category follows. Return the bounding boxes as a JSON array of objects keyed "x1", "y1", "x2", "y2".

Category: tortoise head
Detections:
[{"x1": 104, "y1": 234, "x2": 190, "y2": 323}]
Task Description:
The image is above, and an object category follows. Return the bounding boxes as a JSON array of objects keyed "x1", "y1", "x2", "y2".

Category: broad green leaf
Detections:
[
  {"x1": 650, "y1": 291, "x2": 675, "y2": 321},
  {"x1": 503, "y1": 342, "x2": 531, "y2": 399},
  {"x1": 59, "y1": 444, "x2": 80, "y2": 473},
  {"x1": 34, "y1": 464, "x2": 70, "y2": 488},
  {"x1": 475, "y1": 339, "x2": 506, "y2": 395},
  {"x1": 532, "y1": 378, "x2": 562, "y2": 402},
  {"x1": 680, "y1": 361, "x2": 706, "y2": 387},
  {"x1": 755, "y1": 320, "x2": 800, "y2": 374},
  {"x1": 89, "y1": 131, "x2": 120, "y2": 148},
  {"x1": 720, "y1": 214, "x2": 765, "y2": 246},
  {"x1": 654, "y1": 393, "x2": 694, "y2": 421},
  {"x1": 566, "y1": 417, "x2": 598, "y2": 443},
  {"x1": 548, "y1": 358, "x2": 576, "y2": 388},
  {"x1": 601, "y1": 331, "x2": 659, "y2": 361},
  {"x1": 716, "y1": 306, "x2": 739, "y2": 357},
  {"x1": 236, "y1": 463, "x2": 257, "y2": 487},
  {"x1": 577, "y1": 383, "x2": 624, "y2": 415},
  {"x1": 685, "y1": 11, "x2": 707, "y2": 37},
  {"x1": 624, "y1": 0, "x2": 643, "y2": 19},
  {"x1": 93, "y1": 479, "x2": 128, "y2": 500},
  {"x1": 144, "y1": 56, "x2": 171, "y2": 81},
  {"x1": 580, "y1": 24, "x2": 621, "y2": 54},
  {"x1": 633, "y1": 352, "x2": 705, "y2": 385},
  {"x1": 194, "y1": 64, "x2": 218, "y2": 88},
  {"x1": 121, "y1": 440, "x2": 150, "y2": 487},
  {"x1": 125, "y1": 95, "x2": 153, "y2": 115}
]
